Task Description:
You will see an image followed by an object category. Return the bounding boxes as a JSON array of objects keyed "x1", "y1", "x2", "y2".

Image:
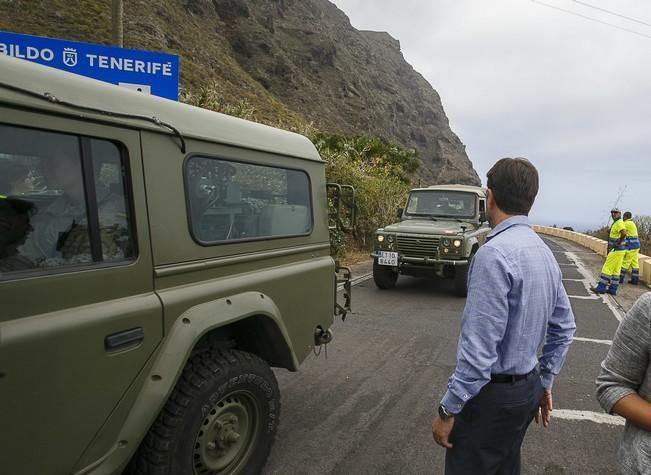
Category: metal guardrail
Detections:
[{"x1": 533, "y1": 225, "x2": 651, "y2": 286}]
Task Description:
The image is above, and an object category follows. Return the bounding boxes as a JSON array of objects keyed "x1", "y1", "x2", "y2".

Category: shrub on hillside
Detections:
[
  {"x1": 311, "y1": 133, "x2": 420, "y2": 185},
  {"x1": 312, "y1": 134, "x2": 419, "y2": 251},
  {"x1": 588, "y1": 226, "x2": 609, "y2": 241},
  {"x1": 180, "y1": 83, "x2": 257, "y2": 121},
  {"x1": 636, "y1": 215, "x2": 651, "y2": 255}
]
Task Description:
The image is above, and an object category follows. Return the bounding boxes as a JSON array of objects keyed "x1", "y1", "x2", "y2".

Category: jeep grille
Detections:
[{"x1": 396, "y1": 235, "x2": 440, "y2": 258}]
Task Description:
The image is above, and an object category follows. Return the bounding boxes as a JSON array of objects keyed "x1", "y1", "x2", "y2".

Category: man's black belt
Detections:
[{"x1": 490, "y1": 368, "x2": 537, "y2": 384}]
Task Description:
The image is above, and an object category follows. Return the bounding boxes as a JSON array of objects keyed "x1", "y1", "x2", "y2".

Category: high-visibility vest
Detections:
[
  {"x1": 609, "y1": 218, "x2": 626, "y2": 251},
  {"x1": 625, "y1": 219, "x2": 640, "y2": 250}
]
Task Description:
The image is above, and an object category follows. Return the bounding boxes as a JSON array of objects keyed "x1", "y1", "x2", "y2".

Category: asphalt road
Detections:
[{"x1": 264, "y1": 236, "x2": 645, "y2": 475}]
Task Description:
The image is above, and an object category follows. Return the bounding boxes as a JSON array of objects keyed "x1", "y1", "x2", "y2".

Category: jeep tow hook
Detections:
[{"x1": 314, "y1": 326, "x2": 333, "y2": 346}]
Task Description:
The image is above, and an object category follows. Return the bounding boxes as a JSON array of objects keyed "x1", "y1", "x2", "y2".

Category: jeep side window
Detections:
[
  {"x1": 185, "y1": 156, "x2": 312, "y2": 243},
  {"x1": 406, "y1": 195, "x2": 419, "y2": 213},
  {"x1": 90, "y1": 139, "x2": 134, "y2": 261},
  {"x1": 0, "y1": 124, "x2": 134, "y2": 275}
]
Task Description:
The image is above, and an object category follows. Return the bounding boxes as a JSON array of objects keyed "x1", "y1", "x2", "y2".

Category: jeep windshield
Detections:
[{"x1": 405, "y1": 190, "x2": 476, "y2": 219}]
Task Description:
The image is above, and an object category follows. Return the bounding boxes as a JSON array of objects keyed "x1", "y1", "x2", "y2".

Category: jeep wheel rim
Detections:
[{"x1": 193, "y1": 391, "x2": 259, "y2": 474}]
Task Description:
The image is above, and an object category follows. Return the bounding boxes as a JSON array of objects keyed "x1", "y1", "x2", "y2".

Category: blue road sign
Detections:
[{"x1": 0, "y1": 31, "x2": 179, "y2": 100}]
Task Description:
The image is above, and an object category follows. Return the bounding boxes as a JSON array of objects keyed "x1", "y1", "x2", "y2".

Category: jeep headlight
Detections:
[
  {"x1": 453, "y1": 239, "x2": 462, "y2": 248},
  {"x1": 377, "y1": 234, "x2": 385, "y2": 243},
  {"x1": 442, "y1": 238, "x2": 451, "y2": 247}
]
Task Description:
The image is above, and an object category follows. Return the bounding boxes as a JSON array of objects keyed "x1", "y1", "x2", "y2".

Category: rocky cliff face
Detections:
[
  {"x1": 208, "y1": 0, "x2": 479, "y2": 184},
  {"x1": 0, "y1": 0, "x2": 480, "y2": 185}
]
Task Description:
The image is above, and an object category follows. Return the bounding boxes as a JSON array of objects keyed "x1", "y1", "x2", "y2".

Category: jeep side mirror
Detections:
[
  {"x1": 327, "y1": 183, "x2": 356, "y2": 235},
  {"x1": 397, "y1": 208, "x2": 404, "y2": 219},
  {"x1": 478, "y1": 200, "x2": 487, "y2": 223}
]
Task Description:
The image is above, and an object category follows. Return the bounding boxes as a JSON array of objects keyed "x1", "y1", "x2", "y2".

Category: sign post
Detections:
[
  {"x1": 0, "y1": 31, "x2": 179, "y2": 100},
  {"x1": 112, "y1": 0, "x2": 124, "y2": 47}
]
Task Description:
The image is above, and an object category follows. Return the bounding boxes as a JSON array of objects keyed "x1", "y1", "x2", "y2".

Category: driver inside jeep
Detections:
[
  {"x1": 0, "y1": 195, "x2": 36, "y2": 272},
  {"x1": 17, "y1": 148, "x2": 131, "y2": 268}
]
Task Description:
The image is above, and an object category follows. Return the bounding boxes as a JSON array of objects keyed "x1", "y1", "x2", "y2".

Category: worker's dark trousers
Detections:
[{"x1": 445, "y1": 372, "x2": 544, "y2": 475}]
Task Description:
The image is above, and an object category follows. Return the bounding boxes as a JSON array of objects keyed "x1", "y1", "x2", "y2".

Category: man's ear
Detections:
[{"x1": 486, "y1": 188, "x2": 495, "y2": 210}]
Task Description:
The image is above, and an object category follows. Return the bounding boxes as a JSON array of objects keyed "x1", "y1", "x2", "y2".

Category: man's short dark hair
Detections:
[
  {"x1": 486, "y1": 157, "x2": 539, "y2": 215},
  {"x1": 624, "y1": 211, "x2": 632, "y2": 220}
]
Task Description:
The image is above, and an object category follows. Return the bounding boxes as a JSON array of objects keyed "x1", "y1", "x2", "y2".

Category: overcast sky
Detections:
[{"x1": 331, "y1": 0, "x2": 650, "y2": 230}]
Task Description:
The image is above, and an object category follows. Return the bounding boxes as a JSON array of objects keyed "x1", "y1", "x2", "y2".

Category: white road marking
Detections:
[
  {"x1": 552, "y1": 409, "x2": 624, "y2": 426},
  {"x1": 568, "y1": 295, "x2": 600, "y2": 300},
  {"x1": 540, "y1": 242, "x2": 626, "y2": 429},
  {"x1": 351, "y1": 273, "x2": 372, "y2": 286},
  {"x1": 601, "y1": 296, "x2": 624, "y2": 322},
  {"x1": 573, "y1": 336, "x2": 612, "y2": 345},
  {"x1": 553, "y1": 250, "x2": 595, "y2": 255},
  {"x1": 564, "y1": 251, "x2": 624, "y2": 322}
]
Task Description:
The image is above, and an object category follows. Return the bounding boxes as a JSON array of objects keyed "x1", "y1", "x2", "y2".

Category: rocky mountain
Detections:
[{"x1": 0, "y1": 0, "x2": 480, "y2": 185}]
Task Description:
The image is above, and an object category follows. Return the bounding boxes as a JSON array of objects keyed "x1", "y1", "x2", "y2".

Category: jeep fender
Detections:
[
  {"x1": 466, "y1": 238, "x2": 480, "y2": 257},
  {"x1": 76, "y1": 291, "x2": 294, "y2": 475}
]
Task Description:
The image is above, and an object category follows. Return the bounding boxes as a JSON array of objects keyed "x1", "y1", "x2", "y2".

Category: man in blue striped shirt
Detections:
[{"x1": 431, "y1": 158, "x2": 576, "y2": 474}]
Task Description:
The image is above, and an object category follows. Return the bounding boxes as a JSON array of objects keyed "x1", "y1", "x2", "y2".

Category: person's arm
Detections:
[
  {"x1": 535, "y1": 278, "x2": 575, "y2": 426},
  {"x1": 433, "y1": 246, "x2": 511, "y2": 447},
  {"x1": 617, "y1": 228, "x2": 627, "y2": 247},
  {"x1": 596, "y1": 293, "x2": 651, "y2": 428},
  {"x1": 440, "y1": 246, "x2": 511, "y2": 414},
  {"x1": 612, "y1": 394, "x2": 651, "y2": 431},
  {"x1": 539, "y1": 279, "x2": 576, "y2": 390}
]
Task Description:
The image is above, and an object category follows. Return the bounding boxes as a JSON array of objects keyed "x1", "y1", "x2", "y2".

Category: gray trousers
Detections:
[{"x1": 445, "y1": 372, "x2": 544, "y2": 475}]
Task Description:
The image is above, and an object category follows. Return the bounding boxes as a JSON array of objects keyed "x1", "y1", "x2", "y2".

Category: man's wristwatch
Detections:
[{"x1": 438, "y1": 404, "x2": 453, "y2": 421}]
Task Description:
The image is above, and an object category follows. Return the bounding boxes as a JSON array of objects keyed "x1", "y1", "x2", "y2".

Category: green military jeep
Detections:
[
  {"x1": 371, "y1": 184, "x2": 490, "y2": 296},
  {"x1": 0, "y1": 55, "x2": 351, "y2": 475}
]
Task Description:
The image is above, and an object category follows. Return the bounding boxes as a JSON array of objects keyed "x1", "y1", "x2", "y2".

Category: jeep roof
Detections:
[
  {"x1": 0, "y1": 54, "x2": 321, "y2": 162},
  {"x1": 409, "y1": 184, "x2": 486, "y2": 197}
]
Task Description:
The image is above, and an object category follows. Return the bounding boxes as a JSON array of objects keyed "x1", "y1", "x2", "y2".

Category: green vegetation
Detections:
[
  {"x1": 179, "y1": 82, "x2": 306, "y2": 131},
  {"x1": 312, "y1": 133, "x2": 418, "y2": 255},
  {"x1": 181, "y1": 87, "x2": 419, "y2": 260},
  {"x1": 588, "y1": 215, "x2": 651, "y2": 256}
]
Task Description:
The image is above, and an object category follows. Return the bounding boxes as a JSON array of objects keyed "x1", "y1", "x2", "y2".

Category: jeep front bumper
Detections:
[{"x1": 371, "y1": 252, "x2": 469, "y2": 266}]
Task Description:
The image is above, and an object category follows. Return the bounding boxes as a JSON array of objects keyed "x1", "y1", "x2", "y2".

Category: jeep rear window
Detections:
[
  {"x1": 0, "y1": 123, "x2": 135, "y2": 277},
  {"x1": 185, "y1": 156, "x2": 312, "y2": 244},
  {"x1": 405, "y1": 190, "x2": 477, "y2": 218}
]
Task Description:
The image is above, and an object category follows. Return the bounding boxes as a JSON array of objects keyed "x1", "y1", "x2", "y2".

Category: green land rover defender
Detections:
[
  {"x1": 0, "y1": 55, "x2": 350, "y2": 474},
  {"x1": 371, "y1": 184, "x2": 490, "y2": 296}
]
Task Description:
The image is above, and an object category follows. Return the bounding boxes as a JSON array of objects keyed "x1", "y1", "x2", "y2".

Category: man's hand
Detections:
[
  {"x1": 534, "y1": 389, "x2": 553, "y2": 427},
  {"x1": 431, "y1": 416, "x2": 455, "y2": 448}
]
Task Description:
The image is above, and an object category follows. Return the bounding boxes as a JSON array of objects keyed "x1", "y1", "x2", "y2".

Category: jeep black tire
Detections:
[
  {"x1": 454, "y1": 251, "x2": 476, "y2": 298},
  {"x1": 129, "y1": 348, "x2": 280, "y2": 475},
  {"x1": 373, "y1": 259, "x2": 398, "y2": 289},
  {"x1": 454, "y1": 264, "x2": 469, "y2": 297}
]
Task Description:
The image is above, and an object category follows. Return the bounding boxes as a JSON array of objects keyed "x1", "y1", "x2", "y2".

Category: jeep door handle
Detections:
[{"x1": 105, "y1": 327, "x2": 144, "y2": 351}]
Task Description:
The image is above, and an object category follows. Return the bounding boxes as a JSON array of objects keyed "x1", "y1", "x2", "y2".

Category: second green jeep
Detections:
[{"x1": 371, "y1": 184, "x2": 490, "y2": 296}]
